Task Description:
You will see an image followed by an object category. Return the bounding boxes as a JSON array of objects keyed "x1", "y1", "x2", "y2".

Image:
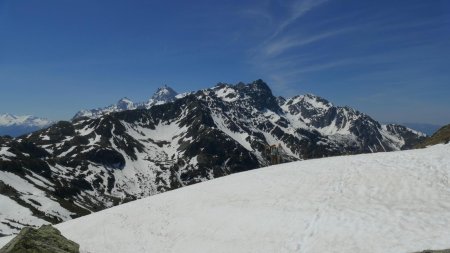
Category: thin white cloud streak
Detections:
[
  {"x1": 264, "y1": 42, "x2": 447, "y2": 83},
  {"x1": 254, "y1": 19, "x2": 448, "y2": 87},
  {"x1": 243, "y1": 0, "x2": 338, "y2": 90},
  {"x1": 286, "y1": 59, "x2": 358, "y2": 75},
  {"x1": 238, "y1": 0, "x2": 330, "y2": 42},
  {"x1": 239, "y1": 8, "x2": 274, "y2": 26},
  {"x1": 263, "y1": 27, "x2": 353, "y2": 57},
  {"x1": 271, "y1": 0, "x2": 330, "y2": 39},
  {"x1": 258, "y1": 60, "x2": 352, "y2": 94}
]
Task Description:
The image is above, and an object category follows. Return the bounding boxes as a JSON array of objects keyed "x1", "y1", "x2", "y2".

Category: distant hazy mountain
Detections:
[
  {"x1": 73, "y1": 85, "x2": 183, "y2": 120},
  {"x1": 0, "y1": 114, "x2": 52, "y2": 137},
  {"x1": 72, "y1": 97, "x2": 137, "y2": 120},
  {"x1": 400, "y1": 123, "x2": 442, "y2": 136}
]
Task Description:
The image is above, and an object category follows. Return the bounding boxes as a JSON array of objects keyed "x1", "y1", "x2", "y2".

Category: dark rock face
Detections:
[
  {"x1": 0, "y1": 80, "x2": 425, "y2": 236},
  {"x1": 0, "y1": 126, "x2": 44, "y2": 138},
  {"x1": 234, "y1": 79, "x2": 282, "y2": 113},
  {"x1": 0, "y1": 225, "x2": 79, "y2": 253},
  {"x1": 86, "y1": 149, "x2": 126, "y2": 169}
]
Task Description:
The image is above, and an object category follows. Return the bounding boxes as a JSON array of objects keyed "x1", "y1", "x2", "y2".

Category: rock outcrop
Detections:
[{"x1": 0, "y1": 225, "x2": 79, "y2": 253}]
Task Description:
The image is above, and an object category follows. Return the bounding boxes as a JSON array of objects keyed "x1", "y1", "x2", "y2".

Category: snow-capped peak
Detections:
[
  {"x1": 287, "y1": 94, "x2": 333, "y2": 111},
  {"x1": 116, "y1": 97, "x2": 135, "y2": 111},
  {"x1": 153, "y1": 85, "x2": 177, "y2": 99},
  {"x1": 145, "y1": 85, "x2": 179, "y2": 107}
]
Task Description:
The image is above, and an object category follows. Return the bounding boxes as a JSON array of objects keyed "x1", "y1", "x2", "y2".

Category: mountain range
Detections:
[
  {"x1": 72, "y1": 85, "x2": 183, "y2": 120},
  {"x1": 0, "y1": 79, "x2": 427, "y2": 236}
]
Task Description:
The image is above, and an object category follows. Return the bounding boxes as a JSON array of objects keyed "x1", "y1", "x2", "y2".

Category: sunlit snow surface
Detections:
[{"x1": 2, "y1": 144, "x2": 450, "y2": 253}]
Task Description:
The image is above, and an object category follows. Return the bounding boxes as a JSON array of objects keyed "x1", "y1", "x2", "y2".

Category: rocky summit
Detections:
[
  {"x1": 0, "y1": 225, "x2": 79, "y2": 253},
  {"x1": 0, "y1": 80, "x2": 426, "y2": 236}
]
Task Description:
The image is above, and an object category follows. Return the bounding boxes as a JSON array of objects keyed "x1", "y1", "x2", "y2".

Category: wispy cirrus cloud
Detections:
[
  {"x1": 237, "y1": 0, "x2": 450, "y2": 124},
  {"x1": 243, "y1": 0, "x2": 450, "y2": 105},
  {"x1": 262, "y1": 27, "x2": 353, "y2": 57},
  {"x1": 271, "y1": 0, "x2": 330, "y2": 38},
  {"x1": 242, "y1": 0, "x2": 338, "y2": 90},
  {"x1": 285, "y1": 59, "x2": 358, "y2": 75}
]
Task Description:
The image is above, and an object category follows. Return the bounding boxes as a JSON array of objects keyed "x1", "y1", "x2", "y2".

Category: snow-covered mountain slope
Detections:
[
  {"x1": 0, "y1": 114, "x2": 52, "y2": 137},
  {"x1": 1, "y1": 143, "x2": 448, "y2": 253},
  {"x1": 0, "y1": 80, "x2": 426, "y2": 237},
  {"x1": 280, "y1": 93, "x2": 426, "y2": 152},
  {"x1": 209, "y1": 81, "x2": 425, "y2": 154},
  {"x1": 73, "y1": 85, "x2": 180, "y2": 119}
]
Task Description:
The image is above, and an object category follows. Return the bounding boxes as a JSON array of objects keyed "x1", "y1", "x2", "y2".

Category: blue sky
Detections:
[{"x1": 0, "y1": 0, "x2": 449, "y2": 124}]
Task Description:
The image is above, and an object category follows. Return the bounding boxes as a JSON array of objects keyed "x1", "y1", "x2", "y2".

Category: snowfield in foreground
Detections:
[{"x1": 2, "y1": 144, "x2": 450, "y2": 253}]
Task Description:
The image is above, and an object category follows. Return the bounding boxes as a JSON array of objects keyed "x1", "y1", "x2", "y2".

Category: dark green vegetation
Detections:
[
  {"x1": 0, "y1": 225, "x2": 79, "y2": 253},
  {"x1": 416, "y1": 124, "x2": 450, "y2": 148}
]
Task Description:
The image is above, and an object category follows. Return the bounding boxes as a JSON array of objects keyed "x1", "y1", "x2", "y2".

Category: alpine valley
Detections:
[{"x1": 0, "y1": 80, "x2": 426, "y2": 236}]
